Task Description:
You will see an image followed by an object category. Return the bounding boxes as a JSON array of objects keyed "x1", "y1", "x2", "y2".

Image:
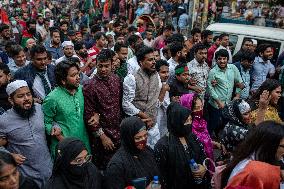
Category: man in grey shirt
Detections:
[{"x1": 0, "y1": 80, "x2": 52, "y2": 188}]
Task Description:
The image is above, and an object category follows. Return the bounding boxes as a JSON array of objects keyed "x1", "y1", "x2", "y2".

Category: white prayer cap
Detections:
[
  {"x1": 238, "y1": 100, "x2": 251, "y2": 114},
  {"x1": 62, "y1": 41, "x2": 74, "y2": 48},
  {"x1": 251, "y1": 39, "x2": 257, "y2": 45},
  {"x1": 6, "y1": 80, "x2": 28, "y2": 96}
]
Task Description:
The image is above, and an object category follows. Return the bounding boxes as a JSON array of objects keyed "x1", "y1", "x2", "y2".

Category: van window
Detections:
[
  {"x1": 212, "y1": 32, "x2": 238, "y2": 54},
  {"x1": 244, "y1": 37, "x2": 281, "y2": 65}
]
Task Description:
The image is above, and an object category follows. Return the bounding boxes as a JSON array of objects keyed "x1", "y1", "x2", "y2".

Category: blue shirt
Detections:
[
  {"x1": 44, "y1": 41, "x2": 63, "y2": 60},
  {"x1": 240, "y1": 65, "x2": 251, "y2": 100},
  {"x1": 251, "y1": 56, "x2": 275, "y2": 92},
  {"x1": 178, "y1": 13, "x2": 189, "y2": 29}
]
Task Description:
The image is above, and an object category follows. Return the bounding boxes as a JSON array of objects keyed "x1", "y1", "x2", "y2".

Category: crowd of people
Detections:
[{"x1": 0, "y1": 0, "x2": 283, "y2": 189}]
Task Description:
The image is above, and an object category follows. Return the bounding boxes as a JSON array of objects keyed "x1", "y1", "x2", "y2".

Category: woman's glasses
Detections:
[{"x1": 72, "y1": 155, "x2": 92, "y2": 166}]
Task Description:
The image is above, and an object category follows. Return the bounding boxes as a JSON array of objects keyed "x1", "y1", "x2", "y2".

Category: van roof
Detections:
[{"x1": 207, "y1": 23, "x2": 284, "y2": 41}]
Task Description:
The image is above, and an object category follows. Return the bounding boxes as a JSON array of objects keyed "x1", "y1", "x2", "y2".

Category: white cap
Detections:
[
  {"x1": 251, "y1": 39, "x2": 257, "y2": 45},
  {"x1": 6, "y1": 80, "x2": 28, "y2": 96},
  {"x1": 62, "y1": 41, "x2": 74, "y2": 48}
]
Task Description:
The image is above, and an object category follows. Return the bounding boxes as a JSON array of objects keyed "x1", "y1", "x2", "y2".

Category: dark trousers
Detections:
[{"x1": 208, "y1": 103, "x2": 223, "y2": 137}]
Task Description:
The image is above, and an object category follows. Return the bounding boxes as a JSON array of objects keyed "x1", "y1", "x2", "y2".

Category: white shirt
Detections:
[
  {"x1": 167, "y1": 57, "x2": 178, "y2": 83},
  {"x1": 212, "y1": 45, "x2": 233, "y2": 67},
  {"x1": 55, "y1": 55, "x2": 79, "y2": 65},
  {"x1": 187, "y1": 58, "x2": 210, "y2": 97},
  {"x1": 127, "y1": 56, "x2": 140, "y2": 75},
  {"x1": 122, "y1": 73, "x2": 162, "y2": 116},
  {"x1": 32, "y1": 71, "x2": 51, "y2": 100},
  {"x1": 157, "y1": 81, "x2": 170, "y2": 137},
  {"x1": 143, "y1": 38, "x2": 154, "y2": 48}
]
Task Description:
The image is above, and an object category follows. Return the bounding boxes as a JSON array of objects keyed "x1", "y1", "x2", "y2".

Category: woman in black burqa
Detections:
[
  {"x1": 104, "y1": 116, "x2": 160, "y2": 189},
  {"x1": 44, "y1": 137, "x2": 102, "y2": 189},
  {"x1": 154, "y1": 102, "x2": 210, "y2": 189}
]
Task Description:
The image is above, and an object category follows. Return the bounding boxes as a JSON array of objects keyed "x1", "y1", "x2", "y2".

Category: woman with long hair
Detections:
[
  {"x1": 221, "y1": 121, "x2": 284, "y2": 189},
  {"x1": 249, "y1": 79, "x2": 282, "y2": 123}
]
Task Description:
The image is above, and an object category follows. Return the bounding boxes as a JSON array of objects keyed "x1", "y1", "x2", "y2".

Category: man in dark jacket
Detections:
[
  {"x1": 14, "y1": 45, "x2": 55, "y2": 102},
  {"x1": 232, "y1": 39, "x2": 254, "y2": 63}
]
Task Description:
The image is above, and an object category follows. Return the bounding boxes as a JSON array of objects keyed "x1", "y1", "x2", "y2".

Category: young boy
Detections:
[{"x1": 156, "y1": 60, "x2": 170, "y2": 137}]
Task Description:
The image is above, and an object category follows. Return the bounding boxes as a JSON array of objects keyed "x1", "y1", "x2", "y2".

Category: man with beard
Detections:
[
  {"x1": 0, "y1": 64, "x2": 11, "y2": 113},
  {"x1": 21, "y1": 19, "x2": 42, "y2": 47},
  {"x1": 36, "y1": 15, "x2": 46, "y2": 40},
  {"x1": 123, "y1": 46, "x2": 161, "y2": 147},
  {"x1": 0, "y1": 80, "x2": 52, "y2": 188},
  {"x1": 187, "y1": 44, "x2": 210, "y2": 98},
  {"x1": 55, "y1": 41, "x2": 78, "y2": 65},
  {"x1": 114, "y1": 43, "x2": 128, "y2": 80},
  {"x1": 168, "y1": 42, "x2": 188, "y2": 83},
  {"x1": 44, "y1": 29, "x2": 63, "y2": 60},
  {"x1": 43, "y1": 60, "x2": 91, "y2": 159},
  {"x1": 83, "y1": 49, "x2": 122, "y2": 170},
  {"x1": 232, "y1": 39, "x2": 253, "y2": 63},
  {"x1": 0, "y1": 24, "x2": 12, "y2": 51},
  {"x1": 251, "y1": 44, "x2": 275, "y2": 93},
  {"x1": 212, "y1": 33, "x2": 232, "y2": 66},
  {"x1": 74, "y1": 41, "x2": 93, "y2": 74},
  {"x1": 14, "y1": 45, "x2": 56, "y2": 102},
  {"x1": 169, "y1": 63, "x2": 190, "y2": 99}
]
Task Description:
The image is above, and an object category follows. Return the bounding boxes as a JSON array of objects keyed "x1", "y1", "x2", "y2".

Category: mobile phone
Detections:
[{"x1": 132, "y1": 177, "x2": 147, "y2": 189}]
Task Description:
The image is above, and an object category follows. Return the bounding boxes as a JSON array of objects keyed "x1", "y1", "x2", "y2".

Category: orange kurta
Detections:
[{"x1": 225, "y1": 161, "x2": 281, "y2": 189}]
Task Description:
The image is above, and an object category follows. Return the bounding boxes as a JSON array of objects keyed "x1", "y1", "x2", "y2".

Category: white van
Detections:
[{"x1": 206, "y1": 23, "x2": 284, "y2": 64}]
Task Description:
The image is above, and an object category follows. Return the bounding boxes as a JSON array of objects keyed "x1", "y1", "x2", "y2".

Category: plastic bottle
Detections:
[
  {"x1": 151, "y1": 176, "x2": 161, "y2": 189},
  {"x1": 189, "y1": 159, "x2": 203, "y2": 184}
]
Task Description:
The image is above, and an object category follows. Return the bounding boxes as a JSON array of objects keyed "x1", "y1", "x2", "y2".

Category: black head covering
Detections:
[
  {"x1": 167, "y1": 102, "x2": 192, "y2": 137},
  {"x1": 222, "y1": 99, "x2": 248, "y2": 126},
  {"x1": 46, "y1": 137, "x2": 101, "y2": 189},
  {"x1": 120, "y1": 116, "x2": 147, "y2": 155}
]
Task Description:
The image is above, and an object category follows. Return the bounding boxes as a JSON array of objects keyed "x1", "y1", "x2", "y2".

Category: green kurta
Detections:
[{"x1": 43, "y1": 85, "x2": 91, "y2": 158}]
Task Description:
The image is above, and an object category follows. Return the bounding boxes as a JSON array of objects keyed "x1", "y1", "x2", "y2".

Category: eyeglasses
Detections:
[{"x1": 72, "y1": 155, "x2": 92, "y2": 166}]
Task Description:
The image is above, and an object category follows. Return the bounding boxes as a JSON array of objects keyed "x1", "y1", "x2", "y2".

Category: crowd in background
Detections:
[{"x1": 0, "y1": 0, "x2": 283, "y2": 189}]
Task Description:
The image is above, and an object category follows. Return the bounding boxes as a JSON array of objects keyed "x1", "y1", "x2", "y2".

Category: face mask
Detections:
[
  {"x1": 69, "y1": 162, "x2": 89, "y2": 176},
  {"x1": 192, "y1": 110, "x2": 203, "y2": 119},
  {"x1": 135, "y1": 139, "x2": 147, "y2": 150},
  {"x1": 182, "y1": 124, "x2": 192, "y2": 136}
]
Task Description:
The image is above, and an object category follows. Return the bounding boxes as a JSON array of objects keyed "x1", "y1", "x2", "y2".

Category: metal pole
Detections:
[{"x1": 202, "y1": 0, "x2": 209, "y2": 30}]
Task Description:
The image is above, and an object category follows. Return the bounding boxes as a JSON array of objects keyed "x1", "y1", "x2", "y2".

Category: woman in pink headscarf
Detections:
[{"x1": 180, "y1": 93, "x2": 214, "y2": 161}]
